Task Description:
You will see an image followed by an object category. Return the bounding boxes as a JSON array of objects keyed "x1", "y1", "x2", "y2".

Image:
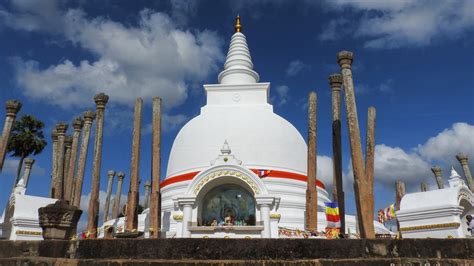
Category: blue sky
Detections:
[{"x1": 1, "y1": 0, "x2": 473, "y2": 229}]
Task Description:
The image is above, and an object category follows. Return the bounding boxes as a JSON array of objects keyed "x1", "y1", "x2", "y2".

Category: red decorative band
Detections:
[{"x1": 161, "y1": 169, "x2": 325, "y2": 189}]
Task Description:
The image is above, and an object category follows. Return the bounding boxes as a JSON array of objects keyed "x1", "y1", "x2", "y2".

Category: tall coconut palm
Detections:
[{"x1": 7, "y1": 115, "x2": 47, "y2": 187}]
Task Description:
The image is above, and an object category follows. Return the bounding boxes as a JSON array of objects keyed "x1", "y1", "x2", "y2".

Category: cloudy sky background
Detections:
[{"x1": 0, "y1": 0, "x2": 473, "y2": 231}]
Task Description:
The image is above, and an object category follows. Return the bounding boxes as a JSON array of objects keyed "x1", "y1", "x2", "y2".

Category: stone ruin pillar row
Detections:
[
  {"x1": 365, "y1": 106, "x2": 376, "y2": 233},
  {"x1": 112, "y1": 172, "x2": 126, "y2": 219},
  {"x1": 63, "y1": 136, "x2": 73, "y2": 197},
  {"x1": 456, "y1": 154, "x2": 474, "y2": 192},
  {"x1": 49, "y1": 130, "x2": 58, "y2": 198},
  {"x1": 431, "y1": 166, "x2": 444, "y2": 189},
  {"x1": 420, "y1": 182, "x2": 429, "y2": 192},
  {"x1": 65, "y1": 117, "x2": 83, "y2": 202},
  {"x1": 328, "y1": 73, "x2": 345, "y2": 233},
  {"x1": 0, "y1": 100, "x2": 22, "y2": 171},
  {"x1": 305, "y1": 92, "x2": 318, "y2": 231},
  {"x1": 102, "y1": 170, "x2": 115, "y2": 223},
  {"x1": 72, "y1": 111, "x2": 95, "y2": 207},
  {"x1": 53, "y1": 123, "x2": 68, "y2": 199},
  {"x1": 87, "y1": 93, "x2": 109, "y2": 238},
  {"x1": 143, "y1": 180, "x2": 151, "y2": 209},
  {"x1": 126, "y1": 98, "x2": 143, "y2": 232},
  {"x1": 21, "y1": 158, "x2": 35, "y2": 187},
  {"x1": 149, "y1": 97, "x2": 162, "y2": 238},
  {"x1": 337, "y1": 50, "x2": 374, "y2": 238}
]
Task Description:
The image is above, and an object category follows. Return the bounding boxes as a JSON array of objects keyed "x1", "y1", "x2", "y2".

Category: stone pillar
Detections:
[
  {"x1": 328, "y1": 73, "x2": 345, "y2": 232},
  {"x1": 337, "y1": 50, "x2": 374, "y2": 238},
  {"x1": 456, "y1": 154, "x2": 474, "y2": 192},
  {"x1": 126, "y1": 98, "x2": 143, "y2": 232},
  {"x1": 63, "y1": 136, "x2": 73, "y2": 197},
  {"x1": 182, "y1": 204, "x2": 193, "y2": 238},
  {"x1": 20, "y1": 158, "x2": 35, "y2": 188},
  {"x1": 72, "y1": 111, "x2": 95, "y2": 207},
  {"x1": 365, "y1": 106, "x2": 376, "y2": 232},
  {"x1": 49, "y1": 130, "x2": 58, "y2": 198},
  {"x1": 395, "y1": 181, "x2": 406, "y2": 211},
  {"x1": 87, "y1": 93, "x2": 109, "y2": 238},
  {"x1": 143, "y1": 180, "x2": 151, "y2": 209},
  {"x1": 420, "y1": 182, "x2": 429, "y2": 192},
  {"x1": 305, "y1": 92, "x2": 318, "y2": 232},
  {"x1": 260, "y1": 204, "x2": 271, "y2": 238},
  {"x1": 112, "y1": 172, "x2": 126, "y2": 219},
  {"x1": 102, "y1": 170, "x2": 115, "y2": 223},
  {"x1": 53, "y1": 123, "x2": 68, "y2": 199},
  {"x1": 0, "y1": 100, "x2": 22, "y2": 172},
  {"x1": 65, "y1": 117, "x2": 83, "y2": 202},
  {"x1": 431, "y1": 166, "x2": 444, "y2": 189},
  {"x1": 149, "y1": 96, "x2": 162, "y2": 238}
]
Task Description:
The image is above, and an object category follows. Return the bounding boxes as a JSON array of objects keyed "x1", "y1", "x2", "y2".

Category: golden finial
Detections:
[{"x1": 235, "y1": 14, "x2": 242, "y2": 33}]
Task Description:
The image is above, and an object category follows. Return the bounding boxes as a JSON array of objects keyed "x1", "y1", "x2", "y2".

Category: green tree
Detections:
[{"x1": 7, "y1": 115, "x2": 47, "y2": 187}]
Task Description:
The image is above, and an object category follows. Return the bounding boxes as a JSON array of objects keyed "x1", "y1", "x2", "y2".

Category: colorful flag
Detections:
[
  {"x1": 257, "y1": 169, "x2": 272, "y2": 178},
  {"x1": 325, "y1": 202, "x2": 341, "y2": 228},
  {"x1": 378, "y1": 209, "x2": 386, "y2": 224}
]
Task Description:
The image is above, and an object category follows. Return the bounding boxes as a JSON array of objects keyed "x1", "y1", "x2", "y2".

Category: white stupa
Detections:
[{"x1": 158, "y1": 16, "x2": 390, "y2": 238}]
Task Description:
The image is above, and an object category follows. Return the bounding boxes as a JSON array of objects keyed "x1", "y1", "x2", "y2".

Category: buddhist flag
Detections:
[
  {"x1": 257, "y1": 169, "x2": 272, "y2": 178},
  {"x1": 325, "y1": 202, "x2": 341, "y2": 228}
]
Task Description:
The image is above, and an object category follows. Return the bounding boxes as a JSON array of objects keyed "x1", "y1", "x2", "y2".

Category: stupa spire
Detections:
[{"x1": 218, "y1": 15, "x2": 259, "y2": 85}]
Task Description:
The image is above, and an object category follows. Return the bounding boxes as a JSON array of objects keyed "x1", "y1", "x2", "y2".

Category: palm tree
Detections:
[{"x1": 7, "y1": 115, "x2": 47, "y2": 187}]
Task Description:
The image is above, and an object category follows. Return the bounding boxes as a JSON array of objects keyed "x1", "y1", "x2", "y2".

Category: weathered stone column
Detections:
[
  {"x1": 21, "y1": 158, "x2": 35, "y2": 188},
  {"x1": 112, "y1": 172, "x2": 126, "y2": 219},
  {"x1": 337, "y1": 50, "x2": 374, "y2": 238},
  {"x1": 65, "y1": 117, "x2": 83, "y2": 202},
  {"x1": 365, "y1": 106, "x2": 376, "y2": 233},
  {"x1": 87, "y1": 93, "x2": 109, "y2": 238},
  {"x1": 63, "y1": 136, "x2": 73, "y2": 196},
  {"x1": 395, "y1": 181, "x2": 406, "y2": 211},
  {"x1": 431, "y1": 166, "x2": 444, "y2": 189},
  {"x1": 0, "y1": 100, "x2": 22, "y2": 172},
  {"x1": 328, "y1": 73, "x2": 345, "y2": 232},
  {"x1": 420, "y1": 182, "x2": 429, "y2": 192},
  {"x1": 149, "y1": 97, "x2": 162, "y2": 238},
  {"x1": 305, "y1": 91, "x2": 318, "y2": 231},
  {"x1": 102, "y1": 170, "x2": 115, "y2": 223},
  {"x1": 72, "y1": 111, "x2": 95, "y2": 207},
  {"x1": 456, "y1": 154, "x2": 474, "y2": 192},
  {"x1": 143, "y1": 180, "x2": 151, "y2": 209},
  {"x1": 53, "y1": 123, "x2": 68, "y2": 199},
  {"x1": 49, "y1": 130, "x2": 58, "y2": 198},
  {"x1": 126, "y1": 98, "x2": 143, "y2": 232}
]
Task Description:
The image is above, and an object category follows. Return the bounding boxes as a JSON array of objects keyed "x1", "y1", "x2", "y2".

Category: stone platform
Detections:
[{"x1": 0, "y1": 238, "x2": 473, "y2": 265}]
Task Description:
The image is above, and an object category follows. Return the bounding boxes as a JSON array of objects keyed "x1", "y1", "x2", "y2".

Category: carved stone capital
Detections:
[
  {"x1": 431, "y1": 166, "x2": 443, "y2": 177},
  {"x1": 144, "y1": 180, "x2": 151, "y2": 189},
  {"x1": 51, "y1": 129, "x2": 59, "y2": 141},
  {"x1": 24, "y1": 158, "x2": 35, "y2": 168},
  {"x1": 107, "y1": 170, "x2": 116, "y2": 179},
  {"x1": 328, "y1": 73, "x2": 343, "y2": 90},
  {"x1": 94, "y1": 93, "x2": 109, "y2": 109},
  {"x1": 83, "y1": 110, "x2": 96, "y2": 124},
  {"x1": 55, "y1": 123, "x2": 68, "y2": 135},
  {"x1": 5, "y1": 100, "x2": 22, "y2": 117},
  {"x1": 456, "y1": 153, "x2": 468, "y2": 165},
  {"x1": 64, "y1": 135, "x2": 73, "y2": 148},
  {"x1": 337, "y1": 50, "x2": 354, "y2": 69},
  {"x1": 72, "y1": 117, "x2": 84, "y2": 131},
  {"x1": 117, "y1": 171, "x2": 126, "y2": 181}
]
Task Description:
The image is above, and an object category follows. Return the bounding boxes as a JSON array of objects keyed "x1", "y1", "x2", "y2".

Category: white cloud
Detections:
[
  {"x1": 285, "y1": 60, "x2": 309, "y2": 76},
  {"x1": 274, "y1": 85, "x2": 290, "y2": 106},
  {"x1": 355, "y1": 79, "x2": 395, "y2": 95},
  {"x1": 318, "y1": 18, "x2": 349, "y2": 41},
  {"x1": 3, "y1": 158, "x2": 46, "y2": 177},
  {"x1": 321, "y1": 0, "x2": 474, "y2": 48},
  {"x1": 4, "y1": 2, "x2": 224, "y2": 111},
  {"x1": 417, "y1": 122, "x2": 474, "y2": 168}
]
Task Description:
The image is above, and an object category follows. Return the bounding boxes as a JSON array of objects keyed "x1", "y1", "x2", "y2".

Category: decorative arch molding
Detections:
[{"x1": 186, "y1": 164, "x2": 269, "y2": 196}]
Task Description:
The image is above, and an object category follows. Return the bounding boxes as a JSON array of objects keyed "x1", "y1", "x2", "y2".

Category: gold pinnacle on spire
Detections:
[{"x1": 235, "y1": 15, "x2": 242, "y2": 33}]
